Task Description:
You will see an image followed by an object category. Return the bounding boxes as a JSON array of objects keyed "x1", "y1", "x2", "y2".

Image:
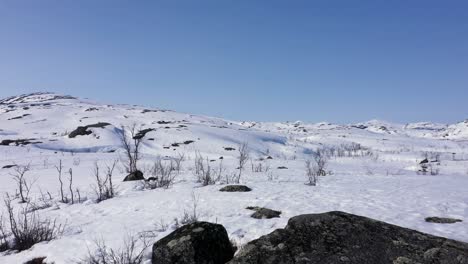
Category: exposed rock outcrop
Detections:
[
  {"x1": 229, "y1": 211, "x2": 468, "y2": 264},
  {"x1": 68, "y1": 122, "x2": 111, "y2": 138}
]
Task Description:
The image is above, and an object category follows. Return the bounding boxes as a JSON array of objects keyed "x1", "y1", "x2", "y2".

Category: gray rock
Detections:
[
  {"x1": 123, "y1": 170, "x2": 144, "y2": 181},
  {"x1": 152, "y1": 221, "x2": 234, "y2": 264},
  {"x1": 246, "y1": 206, "x2": 281, "y2": 219},
  {"x1": 220, "y1": 185, "x2": 252, "y2": 192},
  {"x1": 229, "y1": 211, "x2": 468, "y2": 264},
  {"x1": 425, "y1": 217, "x2": 463, "y2": 224}
]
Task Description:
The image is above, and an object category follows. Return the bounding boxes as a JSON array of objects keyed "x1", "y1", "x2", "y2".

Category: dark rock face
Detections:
[
  {"x1": 68, "y1": 122, "x2": 111, "y2": 138},
  {"x1": 246, "y1": 207, "x2": 281, "y2": 219},
  {"x1": 152, "y1": 221, "x2": 234, "y2": 264},
  {"x1": 229, "y1": 211, "x2": 468, "y2": 264},
  {"x1": 24, "y1": 257, "x2": 46, "y2": 264},
  {"x1": 425, "y1": 216, "x2": 463, "y2": 224},
  {"x1": 133, "y1": 128, "x2": 154, "y2": 140},
  {"x1": 0, "y1": 139, "x2": 42, "y2": 146},
  {"x1": 220, "y1": 185, "x2": 252, "y2": 192},
  {"x1": 419, "y1": 158, "x2": 429, "y2": 164},
  {"x1": 123, "y1": 170, "x2": 144, "y2": 181},
  {"x1": 68, "y1": 126, "x2": 92, "y2": 138}
]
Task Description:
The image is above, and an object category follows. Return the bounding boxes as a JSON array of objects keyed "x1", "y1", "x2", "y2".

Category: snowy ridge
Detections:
[{"x1": 0, "y1": 92, "x2": 467, "y2": 263}]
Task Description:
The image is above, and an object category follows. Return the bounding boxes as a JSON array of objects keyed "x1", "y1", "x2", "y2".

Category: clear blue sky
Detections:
[{"x1": 0, "y1": 0, "x2": 467, "y2": 124}]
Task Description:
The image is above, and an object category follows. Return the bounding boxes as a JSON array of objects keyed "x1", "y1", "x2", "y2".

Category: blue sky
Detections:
[{"x1": 0, "y1": 0, "x2": 467, "y2": 123}]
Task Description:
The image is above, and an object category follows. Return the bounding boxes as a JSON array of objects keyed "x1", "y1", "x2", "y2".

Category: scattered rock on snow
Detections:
[
  {"x1": 123, "y1": 170, "x2": 145, "y2": 181},
  {"x1": 229, "y1": 211, "x2": 468, "y2": 264},
  {"x1": 68, "y1": 122, "x2": 111, "y2": 138},
  {"x1": 152, "y1": 221, "x2": 235, "y2": 264},
  {"x1": 2, "y1": 164, "x2": 17, "y2": 169},
  {"x1": 425, "y1": 216, "x2": 463, "y2": 224},
  {"x1": 220, "y1": 185, "x2": 252, "y2": 192},
  {"x1": 419, "y1": 158, "x2": 429, "y2": 164},
  {"x1": 68, "y1": 126, "x2": 91, "y2": 138},
  {"x1": 246, "y1": 206, "x2": 281, "y2": 219},
  {"x1": 133, "y1": 128, "x2": 154, "y2": 140},
  {"x1": 0, "y1": 139, "x2": 42, "y2": 146},
  {"x1": 7, "y1": 113, "x2": 31, "y2": 120}
]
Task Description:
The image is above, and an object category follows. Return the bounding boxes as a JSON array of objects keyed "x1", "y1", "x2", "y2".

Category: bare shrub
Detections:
[
  {"x1": 29, "y1": 189, "x2": 54, "y2": 212},
  {"x1": 193, "y1": 153, "x2": 219, "y2": 186},
  {"x1": 199, "y1": 159, "x2": 215, "y2": 186},
  {"x1": 118, "y1": 124, "x2": 142, "y2": 174},
  {"x1": 10, "y1": 164, "x2": 34, "y2": 203},
  {"x1": 174, "y1": 192, "x2": 199, "y2": 228},
  {"x1": 266, "y1": 171, "x2": 275, "y2": 181},
  {"x1": 236, "y1": 142, "x2": 249, "y2": 183},
  {"x1": 0, "y1": 214, "x2": 9, "y2": 252},
  {"x1": 194, "y1": 151, "x2": 204, "y2": 177},
  {"x1": 305, "y1": 160, "x2": 318, "y2": 186},
  {"x1": 93, "y1": 161, "x2": 117, "y2": 202},
  {"x1": 319, "y1": 143, "x2": 375, "y2": 158},
  {"x1": 313, "y1": 149, "x2": 328, "y2": 176},
  {"x1": 2, "y1": 194, "x2": 64, "y2": 252},
  {"x1": 55, "y1": 160, "x2": 68, "y2": 203},
  {"x1": 68, "y1": 168, "x2": 75, "y2": 204},
  {"x1": 251, "y1": 159, "x2": 266, "y2": 173},
  {"x1": 173, "y1": 153, "x2": 185, "y2": 174},
  {"x1": 80, "y1": 235, "x2": 149, "y2": 264},
  {"x1": 146, "y1": 158, "x2": 176, "y2": 189}
]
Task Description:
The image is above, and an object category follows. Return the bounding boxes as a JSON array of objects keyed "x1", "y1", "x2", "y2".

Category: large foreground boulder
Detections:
[
  {"x1": 152, "y1": 221, "x2": 234, "y2": 264},
  {"x1": 229, "y1": 211, "x2": 468, "y2": 264}
]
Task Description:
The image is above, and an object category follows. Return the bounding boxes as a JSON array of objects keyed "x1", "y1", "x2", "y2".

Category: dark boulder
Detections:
[
  {"x1": 425, "y1": 216, "x2": 463, "y2": 224},
  {"x1": 229, "y1": 211, "x2": 468, "y2": 264},
  {"x1": 246, "y1": 206, "x2": 281, "y2": 219},
  {"x1": 123, "y1": 170, "x2": 144, "y2": 181},
  {"x1": 152, "y1": 221, "x2": 235, "y2": 264},
  {"x1": 220, "y1": 185, "x2": 252, "y2": 192}
]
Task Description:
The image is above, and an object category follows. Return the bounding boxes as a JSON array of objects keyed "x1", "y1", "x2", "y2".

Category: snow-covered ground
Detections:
[{"x1": 0, "y1": 92, "x2": 467, "y2": 263}]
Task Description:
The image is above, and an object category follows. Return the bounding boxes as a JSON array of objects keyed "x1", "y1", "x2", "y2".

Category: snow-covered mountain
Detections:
[
  {"x1": 1, "y1": 92, "x2": 467, "y2": 263},
  {"x1": 1, "y1": 92, "x2": 467, "y2": 157}
]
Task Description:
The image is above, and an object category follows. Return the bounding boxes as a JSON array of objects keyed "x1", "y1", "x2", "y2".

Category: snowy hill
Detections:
[{"x1": 0, "y1": 92, "x2": 467, "y2": 263}]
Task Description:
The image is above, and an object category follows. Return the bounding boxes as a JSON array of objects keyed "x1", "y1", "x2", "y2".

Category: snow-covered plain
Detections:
[{"x1": 0, "y1": 92, "x2": 467, "y2": 263}]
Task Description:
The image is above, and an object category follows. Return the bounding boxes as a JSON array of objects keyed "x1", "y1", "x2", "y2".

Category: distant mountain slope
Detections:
[{"x1": 0, "y1": 92, "x2": 466, "y2": 161}]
